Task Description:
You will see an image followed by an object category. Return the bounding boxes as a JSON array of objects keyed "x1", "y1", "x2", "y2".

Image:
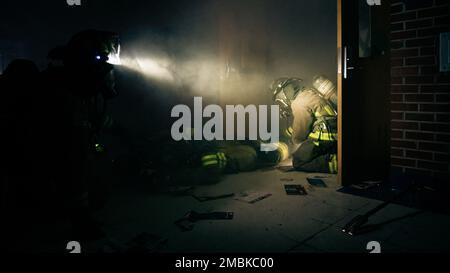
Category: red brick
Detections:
[
  {"x1": 404, "y1": 168, "x2": 432, "y2": 177},
  {"x1": 418, "y1": 7, "x2": 450, "y2": 18},
  {"x1": 420, "y1": 65, "x2": 438, "y2": 74},
  {"x1": 434, "y1": 15, "x2": 450, "y2": 26},
  {"x1": 421, "y1": 122, "x2": 450, "y2": 132},
  {"x1": 419, "y1": 47, "x2": 437, "y2": 56},
  {"x1": 420, "y1": 104, "x2": 450, "y2": 112},
  {"x1": 391, "y1": 112, "x2": 404, "y2": 120},
  {"x1": 392, "y1": 139, "x2": 418, "y2": 149},
  {"x1": 418, "y1": 160, "x2": 448, "y2": 171},
  {"x1": 418, "y1": 26, "x2": 450, "y2": 37},
  {"x1": 391, "y1": 85, "x2": 419, "y2": 93},
  {"x1": 406, "y1": 19, "x2": 433, "y2": 29},
  {"x1": 436, "y1": 113, "x2": 450, "y2": 122},
  {"x1": 406, "y1": 150, "x2": 433, "y2": 160},
  {"x1": 405, "y1": 37, "x2": 436, "y2": 47},
  {"x1": 391, "y1": 41, "x2": 404, "y2": 49},
  {"x1": 391, "y1": 58, "x2": 404, "y2": 67},
  {"x1": 437, "y1": 75, "x2": 450, "y2": 84},
  {"x1": 391, "y1": 30, "x2": 417, "y2": 40},
  {"x1": 391, "y1": 48, "x2": 418, "y2": 58},
  {"x1": 391, "y1": 129, "x2": 404, "y2": 138},
  {"x1": 392, "y1": 77, "x2": 403, "y2": 84},
  {"x1": 391, "y1": 103, "x2": 418, "y2": 111},
  {"x1": 391, "y1": 157, "x2": 416, "y2": 167},
  {"x1": 391, "y1": 148, "x2": 404, "y2": 157},
  {"x1": 391, "y1": 22, "x2": 404, "y2": 32},
  {"x1": 405, "y1": 94, "x2": 434, "y2": 102},
  {"x1": 436, "y1": 134, "x2": 450, "y2": 142},
  {"x1": 419, "y1": 141, "x2": 449, "y2": 151},
  {"x1": 392, "y1": 121, "x2": 420, "y2": 130},
  {"x1": 405, "y1": 131, "x2": 435, "y2": 140},
  {"x1": 435, "y1": 153, "x2": 450, "y2": 162},
  {"x1": 405, "y1": 56, "x2": 435, "y2": 65},
  {"x1": 405, "y1": 113, "x2": 434, "y2": 121},
  {"x1": 391, "y1": 11, "x2": 417, "y2": 23},
  {"x1": 421, "y1": 84, "x2": 450, "y2": 93},
  {"x1": 391, "y1": 94, "x2": 404, "y2": 102},
  {"x1": 405, "y1": 76, "x2": 434, "y2": 84},
  {"x1": 391, "y1": 67, "x2": 419, "y2": 76},
  {"x1": 436, "y1": 94, "x2": 450, "y2": 103},
  {"x1": 405, "y1": 0, "x2": 434, "y2": 11}
]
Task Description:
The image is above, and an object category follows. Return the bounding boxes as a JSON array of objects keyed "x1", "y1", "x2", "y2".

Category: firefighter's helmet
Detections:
[
  {"x1": 49, "y1": 29, "x2": 120, "y2": 67},
  {"x1": 48, "y1": 29, "x2": 120, "y2": 98},
  {"x1": 269, "y1": 77, "x2": 304, "y2": 118}
]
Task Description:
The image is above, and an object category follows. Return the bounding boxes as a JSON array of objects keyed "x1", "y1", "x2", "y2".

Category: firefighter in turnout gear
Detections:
[
  {"x1": 270, "y1": 76, "x2": 338, "y2": 174},
  {"x1": 39, "y1": 30, "x2": 120, "y2": 240}
]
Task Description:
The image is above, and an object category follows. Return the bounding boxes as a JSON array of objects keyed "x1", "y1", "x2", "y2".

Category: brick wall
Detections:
[{"x1": 390, "y1": 0, "x2": 450, "y2": 181}]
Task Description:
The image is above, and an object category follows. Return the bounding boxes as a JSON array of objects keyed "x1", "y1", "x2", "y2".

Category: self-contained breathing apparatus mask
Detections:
[{"x1": 270, "y1": 77, "x2": 304, "y2": 118}]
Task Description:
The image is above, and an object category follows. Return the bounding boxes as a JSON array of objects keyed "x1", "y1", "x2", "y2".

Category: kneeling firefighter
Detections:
[{"x1": 270, "y1": 76, "x2": 338, "y2": 174}]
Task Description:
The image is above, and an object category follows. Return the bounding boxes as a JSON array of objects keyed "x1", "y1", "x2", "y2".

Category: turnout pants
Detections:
[{"x1": 292, "y1": 138, "x2": 337, "y2": 173}]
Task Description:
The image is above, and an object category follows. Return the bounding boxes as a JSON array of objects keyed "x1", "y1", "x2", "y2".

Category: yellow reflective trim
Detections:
[
  {"x1": 328, "y1": 154, "x2": 338, "y2": 174},
  {"x1": 202, "y1": 160, "x2": 219, "y2": 167},
  {"x1": 217, "y1": 152, "x2": 226, "y2": 161},
  {"x1": 309, "y1": 131, "x2": 337, "y2": 141},
  {"x1": 201, "y1": 154, "x2": 217, "y2": 162},
  {"x1": 324, "y1": 105, "x2": 335, "y2": 116},
  {"x1": 285, "y1": 127, "x2": 294, "y2": 136},
  {"x1": 334, "y1": 157, "x2": 338, "y2": 173}
]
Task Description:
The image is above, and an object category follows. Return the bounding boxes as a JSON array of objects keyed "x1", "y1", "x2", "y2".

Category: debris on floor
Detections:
[
  {"x1": 235, "y1": 191, "x2": 272, "y2": 204},
  {"x1": 350, "y1": 180, "x2": 382, "y2": 190},
  {"x1": 175, "y1": 210, "x2": 234, "y2": 231},
  {"x1": 307, "y1": 177, "x2": 327, "y2": 187},
  {"x1": 284, "y1": 184, "x2": 307, "y2": 195},
  {"x1": 192, "y1": 193, "x2": 235, "y2": 202}
]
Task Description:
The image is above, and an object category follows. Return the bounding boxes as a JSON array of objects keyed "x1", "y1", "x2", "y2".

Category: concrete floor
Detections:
[
  {"x1": 82, "y1": 168, "x2": 450, "y2": 253},
  {"x1": 21, "y1": 167, "x2": 450, "y2": 253}
]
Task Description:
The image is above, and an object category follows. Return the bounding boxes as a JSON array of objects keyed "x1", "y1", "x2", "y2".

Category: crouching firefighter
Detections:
[{"x1": 270, "y1": 76, "x2": 338, "y2": 174}]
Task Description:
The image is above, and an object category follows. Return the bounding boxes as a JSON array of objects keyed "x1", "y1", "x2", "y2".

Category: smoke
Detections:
[
  {"x1": 113, "y1": 0, "x2": 336, "y2": 108},
  {"x1": 121, "y1": 56, "x2": 175, "y2": 83}
]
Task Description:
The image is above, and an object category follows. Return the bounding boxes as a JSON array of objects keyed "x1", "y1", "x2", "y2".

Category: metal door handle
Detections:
[{"x1": 344, "y1": 46, "x2": 354, "y2": 79}]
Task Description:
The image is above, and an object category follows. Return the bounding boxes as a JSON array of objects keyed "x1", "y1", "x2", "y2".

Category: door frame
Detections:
[{"x1": 337, "y1": 0, "x2": 343, "y2": 185}]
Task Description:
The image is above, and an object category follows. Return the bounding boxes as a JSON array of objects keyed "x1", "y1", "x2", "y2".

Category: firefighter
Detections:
[
  {"x1": 38, "y1": 29, "x2": 120, "y2": 240},
  {"x1": 141, "y1": 134, "x2": 289, "y2": 187},
  {"x1": 270, "y1": 76, "x2": 338, "y2": 174}
]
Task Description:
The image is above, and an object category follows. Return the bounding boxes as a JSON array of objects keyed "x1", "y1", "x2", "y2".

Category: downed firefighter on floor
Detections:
[{"x1": 138, "y1": 135, "x2": 290, "y2": 187}]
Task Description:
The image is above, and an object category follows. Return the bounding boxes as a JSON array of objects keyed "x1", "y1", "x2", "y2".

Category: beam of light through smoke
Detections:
[{"x1": 119, "y1": 56, "x2": 175, "y2": 83}]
